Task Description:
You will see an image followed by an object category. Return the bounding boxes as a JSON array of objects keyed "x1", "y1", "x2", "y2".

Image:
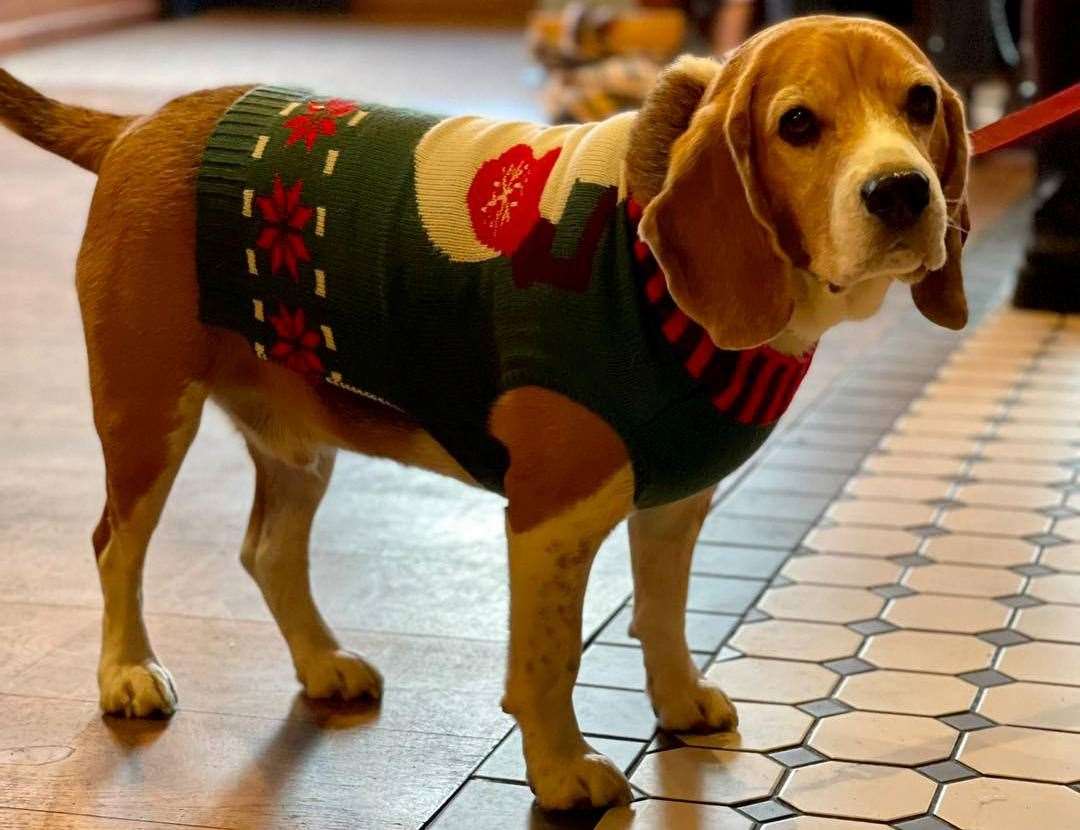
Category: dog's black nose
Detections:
[{"x1": 861, "y1": 170, "x2": 931, "y2": 230}]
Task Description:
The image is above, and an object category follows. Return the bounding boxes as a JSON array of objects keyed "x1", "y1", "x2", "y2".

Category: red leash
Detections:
[{"x1": 970, "y1": 82, "x2": 1080, "y2": 156}]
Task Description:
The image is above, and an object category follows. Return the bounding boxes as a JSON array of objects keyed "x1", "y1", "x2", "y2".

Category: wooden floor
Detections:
[{"x1": 0, "y1": 12, "x2": 1051, "y2": 830}]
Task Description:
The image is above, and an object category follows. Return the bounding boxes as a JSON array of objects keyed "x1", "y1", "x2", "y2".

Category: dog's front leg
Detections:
[
  {"x1": 493, "y1": 388, "x2": 635, "y2": 810},
  {"x1": 629, "y1": 487, "x2": 738, "y2": 732}
]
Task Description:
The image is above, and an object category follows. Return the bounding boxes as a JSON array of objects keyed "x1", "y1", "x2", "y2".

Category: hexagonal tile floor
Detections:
[{"x1": 570, "y1": 308, "x2": 1080, "y2": 829}]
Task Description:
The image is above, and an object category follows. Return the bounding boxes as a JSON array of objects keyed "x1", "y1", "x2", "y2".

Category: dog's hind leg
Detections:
[
  {"x1": 628, "y1": 486, "x2": 738, "y2": 732},
  {"x1": 92, "y1": 381, "x2": 206, "y2": 718},
  {"x1": 240, "y1": 441, "x2": 382, "y2": 701}
]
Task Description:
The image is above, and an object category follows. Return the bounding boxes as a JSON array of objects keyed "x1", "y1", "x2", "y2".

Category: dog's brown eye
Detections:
[
  {"x1": 779, "y1": 106, "x2": 820, "y2": 146},
  {"x1": 906, "y1": 84, "x2": 937, "y2": 125}
]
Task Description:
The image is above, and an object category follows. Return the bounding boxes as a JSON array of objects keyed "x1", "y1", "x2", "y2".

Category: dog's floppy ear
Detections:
[
  {"x1": 912, "y1": 82, "x2": 970, "y2": 330},
  {"x1": 632, "y1": 50, "x2": 794, "y2": 350}
]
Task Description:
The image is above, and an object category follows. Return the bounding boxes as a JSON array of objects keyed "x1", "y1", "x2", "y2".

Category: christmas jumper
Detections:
[{"x1": 196, "y1": 86, "x2": 814, "y2": 508}]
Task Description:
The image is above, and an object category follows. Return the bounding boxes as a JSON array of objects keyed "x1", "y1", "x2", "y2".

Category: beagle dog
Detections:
[{"x1": 0, "y1": 16, "x2": 968, "y2": 810}]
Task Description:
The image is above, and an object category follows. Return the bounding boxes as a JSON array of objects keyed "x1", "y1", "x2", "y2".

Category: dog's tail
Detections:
[{"x1": 0, "y1": 69, "x2": 134, "y2": 174}]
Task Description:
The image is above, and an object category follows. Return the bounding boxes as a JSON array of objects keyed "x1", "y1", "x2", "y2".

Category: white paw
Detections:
[
  {"x1": 297, "y1": 649, "x2": 383, "y2": 701},
  {"x1": 99, "y1": 661, "x2": 178, "y2": 718},
  {"x1": 651, "y1": 675, "x2": 738, "y2": 733},
  {"x1": 528, "y1": 750, "x2": 632, "y2": 811}
]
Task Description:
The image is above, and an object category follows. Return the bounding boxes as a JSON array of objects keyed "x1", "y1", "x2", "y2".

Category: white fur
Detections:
[
  {"x1": 96, "y1": 383, "x2": 205, "y2": 717},
  {"x1": 239, "y1": 443, "x2": 382, "y2": 701},
  {"x1": 628, "y1": 488, "x2": 738, "y2": 732},
  {"x1": 501, "y1": 466, "x2": 635, "y2": 810}
]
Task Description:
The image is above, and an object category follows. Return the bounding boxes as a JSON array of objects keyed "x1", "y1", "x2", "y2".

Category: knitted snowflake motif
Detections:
[{"x1": 467, "y1": 143, "x2": 560, "y2": 256}]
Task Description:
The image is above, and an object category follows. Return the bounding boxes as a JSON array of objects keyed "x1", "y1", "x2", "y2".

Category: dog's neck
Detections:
[{"x1": 771, "y1": 270, "x2": 893, "y2": 355}]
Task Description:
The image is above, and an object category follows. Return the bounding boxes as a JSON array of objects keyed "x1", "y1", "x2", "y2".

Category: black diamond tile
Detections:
[
  {"x1": 692, "y1": 544, "x2": 791, "y2": 579},
  {"x1": 823, "y1": 657, "x2": 875, "y2": 676},
  {"x1": 739, "y1": 466, "x2": 852, "y2": 495},
  {"x1": 798, "y1": 698, "x2": 852, "y2": 718},
  {"x1": 743, "y1": 607, "x2": 770, "y2": 623},
  {"x1": 939, "y1": 712, "x2": 996, "y2": 731},
  {"x1": 959, "y1": 669, "x2": 1015, "y2": 688},
  {"x1": 917, "y1": 760, "x2": 979, "y2": 783},
  {"x1": 803, "y1": 410, "x2": 897, "y2": 432},
  {"x1": 997, "y1": 594, "x2": 1044, "y2": 608},
  {"x1": 892, "y1": 553, "x2": 934, "y2": 566},
  {"x1": 977, "y1": 629, "x2": 1031, "y2": 646},
  {"x1": 578, "y1": 644, "x2": 709, "y2": 692},
  {"x1": 895, "y1": 816, "x2": 960, "y2": 830},
  {"x1": 873, "y1": 584, "x2": 916, "y2": 599},
  {"x1": 571, "y1": 686, "x2": 657, "y2": 740},
  {"x1": 740, "y1": 799, "x2": 796, "y2": 822},
  {"x1": 699, "y1": 513, "x2": 811, "y2": 549},
  {"x1": 1012, "y1": 563, "x2": 1056, "y2": 577},
  {"x1": 598, "y1": 607, "x2": 740, "y2": 653},
  {"x1": 687, "y1": 575, "x2": 766, "y2": 614},
  {"x1": 907, "y1": 525, "x2": 949, "y2": 538},
  {"x1": 767, "y1": 445, "x2": 866, "y2": 473},
  {"x1": 1025, "y1": 533, "x2": 1068, "y2": 546},
  {"x1": 719, "y1": 490, "x2": 835, "y2": 523},
  {"x1": 770, "y1": 747, "x2": 826, "y2": 768},
  {"x1": 848, "y1": 619, "x2": 898, "y2": 636}
]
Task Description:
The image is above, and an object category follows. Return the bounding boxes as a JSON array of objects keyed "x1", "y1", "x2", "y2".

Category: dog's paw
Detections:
[
  {"x1": 98, "y1": 661, "x2": 178, "y2": 718},
  {"x1": 297, "y1": 649, "x2": 383, "y2": 701},
  {"x1": 651, "y1": 674, "x2": 738, "y2": 733},
  {"x1": 528, "y1": 750, "x2": 632, "y2": 811}
]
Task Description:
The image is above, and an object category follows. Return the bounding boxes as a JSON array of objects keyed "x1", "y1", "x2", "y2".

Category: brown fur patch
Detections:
[{"x1": 491, "y1": 387, "x2": 632, "y2": 534}]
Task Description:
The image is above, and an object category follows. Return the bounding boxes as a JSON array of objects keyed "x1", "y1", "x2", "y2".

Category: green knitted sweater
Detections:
[{"x1": 196, "y1": 86, "x2": 813, "y2": 507}]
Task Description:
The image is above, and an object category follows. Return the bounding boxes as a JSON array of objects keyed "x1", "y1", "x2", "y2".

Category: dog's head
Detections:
[{"x1": 629, "y1": 16, "x2": 970, "y2": 349}]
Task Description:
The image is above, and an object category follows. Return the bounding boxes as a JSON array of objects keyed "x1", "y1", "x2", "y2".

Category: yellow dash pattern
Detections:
[{"x1": 324, "y1": 149, "x2": 340, "y2": 176}]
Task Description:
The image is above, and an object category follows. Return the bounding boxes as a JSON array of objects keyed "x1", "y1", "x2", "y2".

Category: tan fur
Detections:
[
  {"x1": 630, "y1": 16, "x2": 970, "y2": 351},
  {"x1": 2, "y1": 17, "x2": 971, "y2": 809},
  {"x1": 636, "y1": 45, "x2": 797, "y2": 350},
  {"x1": 0, "y1": 69, "x2": 134, "y2": 173}
]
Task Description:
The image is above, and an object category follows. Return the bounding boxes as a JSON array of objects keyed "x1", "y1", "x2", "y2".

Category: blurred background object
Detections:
[
  {"x1": 526, "y1": 2, "x2": 687, "y2": 123},
  {"x1": 1011, "y1": 0, "x2": 1080, "y2": 312}
]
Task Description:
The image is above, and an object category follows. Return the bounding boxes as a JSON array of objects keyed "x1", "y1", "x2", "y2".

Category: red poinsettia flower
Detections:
[
  {"x1": 256, "y1": 175, "x2": 313, "y2": 280},
  {"x1": 466, "y1": 143, "x2": 561, "y2": 256},
  {"x1": 284, "y1": 99, "x2": 358, "y2": 151},
  {"x1": 267, "y1": 304, "x2": 324, "y2": 375}
]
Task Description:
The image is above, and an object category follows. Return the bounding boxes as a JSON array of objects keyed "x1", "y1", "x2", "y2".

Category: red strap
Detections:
[{"x1": 970, "y1": 82, "x2": 1080, "y2": 156}]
